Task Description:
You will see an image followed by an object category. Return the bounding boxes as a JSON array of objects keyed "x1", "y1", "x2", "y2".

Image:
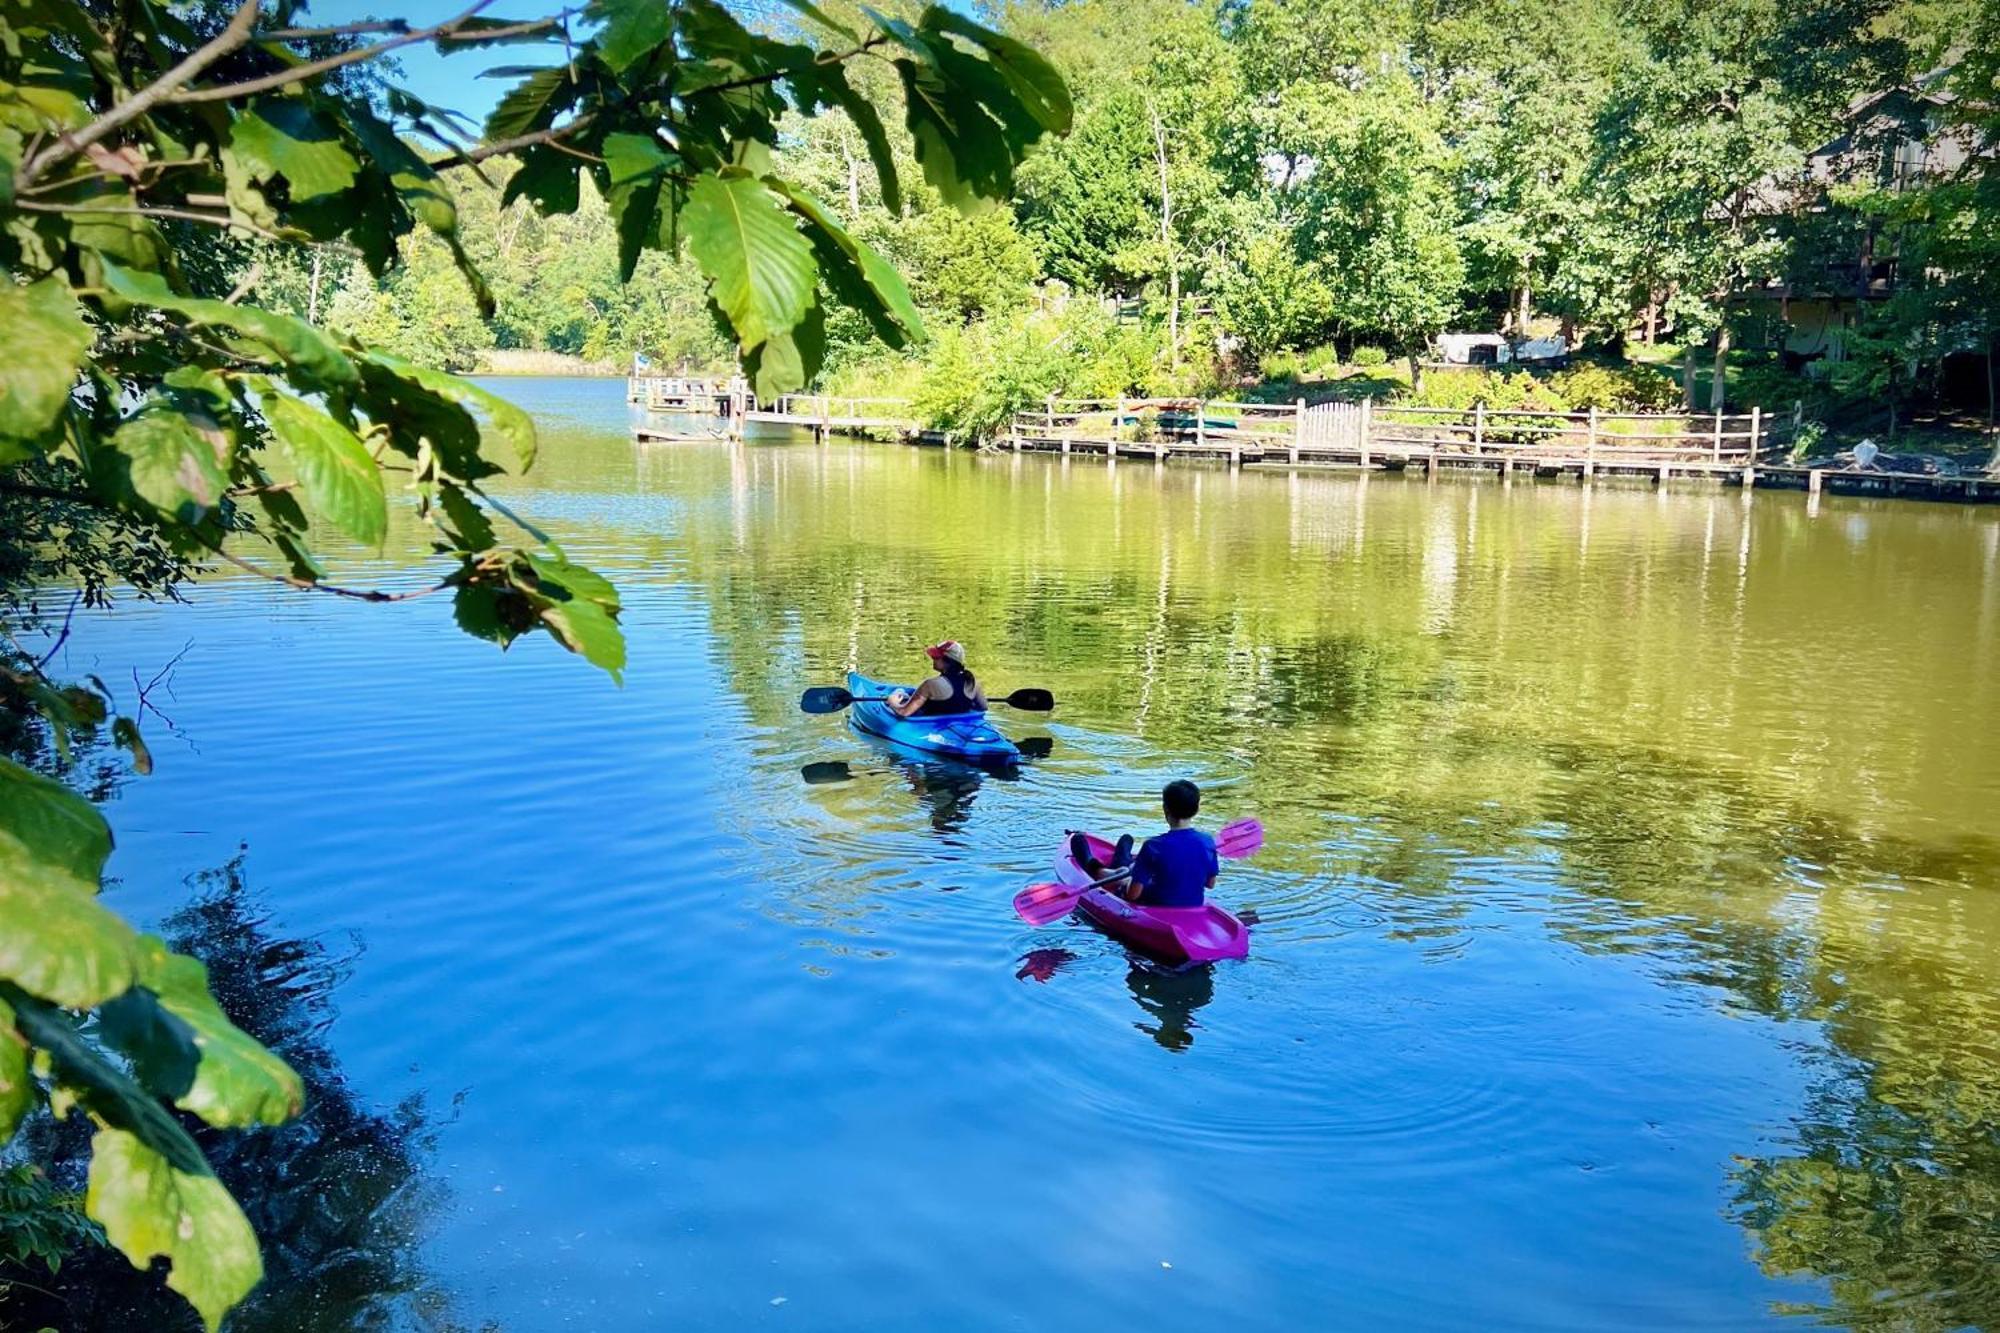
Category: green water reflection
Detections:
[{"x1": 622, "y1": 437, "x2": 2000, "y2": 1325}]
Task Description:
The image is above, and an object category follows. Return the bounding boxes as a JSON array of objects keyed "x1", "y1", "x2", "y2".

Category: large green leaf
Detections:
[
  {"x1": 0, "y1": 759, "x2": 109, "y2": 889},
  {"x1": 263, "y1": 392, "x2": 386, "y2": 547},
  {"x1": 538, "y1": 597, "x2": 625, "y2": 680},
  {"x1": 99, "y1": 260, "x2": 356, "y2": 388},
  {"x1": 921, "y1": 7, "x2": 1072, "y2": 135},
  {"x1": 800, "y1": 64, "x2": 900, "y2": 214},
  {"x1": 485, "y1": 65, "x2": 573, "y2": 140},
  {"x1": 767, "y1": 180, "x2": 923, "y2": 346},
  {"x1": 358, "y1": 352, "x2": 537, "y2": 473},
  {"x1": 743, "y1": 298, "x2": 826, "y2": 401},
  {"x1": 682, "y1": 168, "x2": 816, "y2": 359},
  {"x1": 100, "y1": 399, "x2": 234, "y2": 528},
  {"x1": 7, "y1": 989, "x2": 205, "y2": 1172},
  {"x1": 134, "y1": 936, "x2": 303, "y2": 1129},
  {"x1": 0, "y1": 275, "x2": 91, "y2": 452},
  {"x1": 601, "y1": 130, "x2": 677, "y2": 282},
  {"x1": 502, "y1": 143, "x2": 582, "y2": 215},
  {"x1": 0, "y1": 762, "x2": 140, "y2": 1008},
  {"x1": 226, "y1": 99, "x2": 359, "y2": 202},
  {"x1": 344, "y1": 106, "x2": 452, "y2": 234},
  {"x1": 0, "y1": 998, "x2": 32, "y2": 1141},
  {"x1": 589, "y1": 0, "x2": 672, "y2": 75},
  {"x1": 86, "y1": 1128, "x2": 261, "y2": 1333}
]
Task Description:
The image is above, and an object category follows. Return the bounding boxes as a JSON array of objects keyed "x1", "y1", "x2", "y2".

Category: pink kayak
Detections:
[{"x1": 1057, "y1": 833, "x2": 1251, "y2": 965}]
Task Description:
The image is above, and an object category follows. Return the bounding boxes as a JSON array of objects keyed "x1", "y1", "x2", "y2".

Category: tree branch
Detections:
[
  {"x1": 12, "y1": 199, "x2": 286, "y2": 243},
  {"x1": 169, "y1": 1, "x2": 500, "y2": 104},
  {"x1": 432, "y1": 118, "x2": 598, "y2": 170},
  {"x1": 211, "y1": 549, "x2": 454, "y2": 602},
  {"x1": 687, "y1": 36, "x2": 887, "y2": 99},
  {"x1": 19, "y1": 0, "x2": 262, "y2": 186}
]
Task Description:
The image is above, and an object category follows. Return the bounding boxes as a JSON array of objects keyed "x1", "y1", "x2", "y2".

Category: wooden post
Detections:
[
  {"x1": 1359, "y1": 398, "x2": 1373, "y2": 468},
  {"x1": 1712, "y1": 409, "x2": 1724, "y2": 464},
  {"x1": 1586, "y1": 405, "x2": 1598, "y2": 463},
  {"x1": 1195, "y1": 402, "x2": 1206, "y2": 454},
  {"x1": 1473, "y1": 402, "x2": 1485, "y2": 452},
  {"x1": 1808, "y1": 468, "x2": 1824, "y2": 498},
  {"x1": 1749, "y1": 405, "x2": 1762, "y2": 459},
  {"x1": 1292, "y1": 397, "x2": 1304, "y2": 465},
  {"x1": 1502, "y1": 455, "x2": 1514, "y2": 481}
]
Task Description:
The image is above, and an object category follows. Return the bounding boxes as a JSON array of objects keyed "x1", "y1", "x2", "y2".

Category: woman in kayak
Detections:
[
  {"x1": 890, "y1": 639, "x2": 989, "y2": 718},
  {"x1": 1070, "y1": 780, "x2": 1219, "y2": 907}
]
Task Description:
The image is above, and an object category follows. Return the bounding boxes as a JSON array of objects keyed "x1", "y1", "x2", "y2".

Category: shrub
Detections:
[
  {"x1": 1301, "y1": 343, "x2": 1342, "y2": 374},
  {"x1": 1550, "y1": 363, "x2": 1680, "y2": 412},
  {"x1": 1260, "y1": 350, "x2": 1302, "y2": 382},
  {"x1": 1352, "y1": 344, "x2": 1389, "y2": 367},
  {"x1": 1730, "y1": 360, "x2": 1812, "y2": 412}
]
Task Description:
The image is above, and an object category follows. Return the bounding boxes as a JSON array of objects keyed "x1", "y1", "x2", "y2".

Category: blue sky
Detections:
[
  {"x1": 303, "y1": 0, "x2": 981, "y2": 127},
  {"x1": 304, "y1": 0, "x2": 562, "y2": 125}
]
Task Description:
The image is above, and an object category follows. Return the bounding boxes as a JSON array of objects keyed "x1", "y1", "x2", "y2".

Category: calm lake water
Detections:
[{"x1": 54, "y1": 377, "x2": 2000, "y2": 1330}]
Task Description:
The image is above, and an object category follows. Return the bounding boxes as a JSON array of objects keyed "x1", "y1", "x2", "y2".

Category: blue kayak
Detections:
[{"x1": 846, "y1": 671, "x2": 1022, "y2": 767}]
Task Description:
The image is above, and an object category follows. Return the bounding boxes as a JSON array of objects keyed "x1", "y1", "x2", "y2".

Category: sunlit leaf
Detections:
[
  {"x1": 85, "y1": 1127, "x2": 260, "y2": 1333},
  {"x1": 98, "y1": 260, "x2": 356, "y2": 388},
  {"x1": 602, "y1": 130, "x2": 678, "y2": 281},
  {"x1": 921, "y1": 7, "x2": 1072, "y2": 135},
  {"x1": 683, "y1": 168, "x2": 816, "y2": 365},
  {"x1": 262, "y1": 392, "x2": 386, "y2": 547},
  {"x1": 589, "y1": 0, "x2": 672, "y2": 75},
  {"x1": 767, "y1": 179, "x2": 923, "y2": 346},
  {"x1": 539, "y1": 597, "x2": 625, "y2": 680},
  {"x1": 133, "y1": 935, "x2": 303, "y2": 1128},
  {"x1": 357, "y1": 351, "x2": 537, "y2": 473},
  {"x1": 0, "y1": 763, "x2": 139, "y2": 1008},
  {"x1": 97, "y1": 398, "x2": 234, "y2": 529},
  {"x1": 0, "y1": 275, "x2": 91, "y2": 455},
  {"x1": 226, "y1": 98, "x2": 359, "y2": 202},
  {"x1": 0, "y1": 998, "x2": 32, "y2": 1141}
]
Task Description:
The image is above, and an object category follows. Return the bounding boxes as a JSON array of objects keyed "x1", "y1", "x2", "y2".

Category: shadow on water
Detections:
[
  {"x1": 805, "y1": 733, "x2": 1024, "y2": 835},
  {"x1": 6, "y1": 855, "x2": 480, "y2": 1333},
  {"x1": 1125, "y1": 961, "x2": 1216, "y2": 1053}
]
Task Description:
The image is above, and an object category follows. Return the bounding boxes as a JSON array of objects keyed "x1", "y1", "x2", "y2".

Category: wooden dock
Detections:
[
  {"x1": 627, "y1": 378, "x2": 1998, "y2": 504},
  {"x1": 629, "y1": 376, "x2": 920, "y2": 442}
]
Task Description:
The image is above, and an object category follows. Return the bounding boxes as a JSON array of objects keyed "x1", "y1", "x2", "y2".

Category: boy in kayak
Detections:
[
  {"x1": 890, "y1": 639, "x2": 988, "y2": 717},
  {"x1": 1069, "y1": 780, "x2": 1219, "y2": 908}
]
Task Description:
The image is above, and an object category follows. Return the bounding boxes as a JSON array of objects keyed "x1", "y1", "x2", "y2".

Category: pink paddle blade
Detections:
[
  {"x1": 1215, "y1": 817, "x2": 1263, "y2": 859},
  {"x1": 1013, "y1": 881, "x2": 1084, "y2": 926}
]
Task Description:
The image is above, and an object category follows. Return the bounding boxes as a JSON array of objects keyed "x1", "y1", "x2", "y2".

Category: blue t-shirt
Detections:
[{"x1": 1131, "y1": 827, "x2": 1218, "y2": 907}]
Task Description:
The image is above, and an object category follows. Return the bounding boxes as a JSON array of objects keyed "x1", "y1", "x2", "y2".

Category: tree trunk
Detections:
[
  {"x1": 1149, "y1": 101, "x2": 1179, "y2": 370},
  {"x1": 1641, "y1": 295, "x2": 1658, "y2": 345},
  {"x1": 1515, "y1": 281, "x2": 1531, "y2": 339},
  {"x1": 1681, "y1": 345, "x2": 1697, "y2": 411},
  {"x1": 1987, "y1": 331, "x2": 1995, "y2": 428},
  {"x1": 1409, "y1": 351, "x2": 1424, "y2": 393},
  {"x1": 1709, "y1": 320, "x2": 1731, "y2": 413}
]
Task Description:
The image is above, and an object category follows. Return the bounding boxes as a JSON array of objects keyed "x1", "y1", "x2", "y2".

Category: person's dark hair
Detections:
[
  {"x1": 1162, "y1": 779, "x2": 1200, "y2": 822},
  {"x1": 939, "y1": 656, "x2": 974, "y2": 688}
]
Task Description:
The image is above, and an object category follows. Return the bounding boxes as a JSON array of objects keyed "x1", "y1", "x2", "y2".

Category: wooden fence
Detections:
[{"x1": 1004, "y1": 396, "x2": 1796, "y2": 470}]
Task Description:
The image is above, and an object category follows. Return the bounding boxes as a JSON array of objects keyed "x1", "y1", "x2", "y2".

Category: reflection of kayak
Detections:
[
  {"x1": 1056, "y1": 832, "x2": 1250, "y2": 964},
  {"x1": 846, "y1": 671, "x2": 1022, "y2": 767}
]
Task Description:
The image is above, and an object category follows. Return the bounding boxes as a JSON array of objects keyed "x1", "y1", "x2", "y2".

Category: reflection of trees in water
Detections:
[
  {"x1": 11, "y1": 856, "x2": 480, "y2": 1333},
  {"x1": 669, "y1": 444, "x2": 2000, "y2": 1315},
  {"x1": 1409, "y1": 740, "x2": 2000, "y2": 1329},
  {"x1": 1732, "y1": 1060, "x2": 2000, "y2": 1331}
]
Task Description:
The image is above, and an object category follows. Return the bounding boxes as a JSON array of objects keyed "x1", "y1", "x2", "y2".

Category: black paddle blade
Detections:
[
  {"x1": 799, "y1": 686, "x2": 856, "y2": 714},
  {"x1": 1002, "y1": 688, "x2": 1055, "y2": 712},
  {"x1": 801, "y1": 760, "x2": 854, "y2": 784},
  {"x1": 1017, "y1": 736, "x2": 1055, "y2": 760}
]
